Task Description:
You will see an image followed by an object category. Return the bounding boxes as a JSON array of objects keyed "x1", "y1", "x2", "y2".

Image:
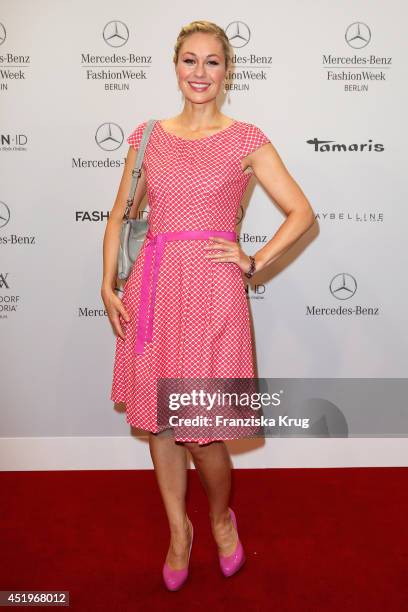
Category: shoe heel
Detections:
[{"x1": 218, "y1": 507, "x2": 246, "y2": 577}]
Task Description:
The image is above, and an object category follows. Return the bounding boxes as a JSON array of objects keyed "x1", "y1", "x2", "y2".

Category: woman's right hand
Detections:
[{"x1": 101, "y1": 286, "x2": 131, "y2": 340}]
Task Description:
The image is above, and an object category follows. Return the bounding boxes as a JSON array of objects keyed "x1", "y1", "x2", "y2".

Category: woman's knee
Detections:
[
  {"x1": 149, "y1": 429, "x2": 174, "y2": 440},
  {"x1": 182, "y1": 440, "x2": 220, "y2": 457}
]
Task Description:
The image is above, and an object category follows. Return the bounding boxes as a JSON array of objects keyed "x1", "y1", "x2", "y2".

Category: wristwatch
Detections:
[{"x1": 244, "y1": 255, "x2": 256, "y2": 279}]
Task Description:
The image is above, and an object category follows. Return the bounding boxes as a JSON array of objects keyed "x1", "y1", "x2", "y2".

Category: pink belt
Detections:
[{"x1": 134, "y1": 228, "x2": 237, "y2": 355}]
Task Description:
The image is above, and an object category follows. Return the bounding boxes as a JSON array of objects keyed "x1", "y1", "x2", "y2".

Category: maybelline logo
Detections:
[
  {"x1": 306, "y1": 273, "x2": 380, "y2": 316},
  {"x1": 323, "y1": 22, "x2": 391, "y2": 89},
  {"x1": 0, "y1": 22, "x2": 31, "y2": 92},
  {"x1": 314, "y1": 211, "x2": 383, "y2": 223},
  {"x1": 224, "y1": 21, "x2": 272, "y2": 90},
  {"x1": 80, "y1": 21, "x2": 152, "y2": 89},
  {"x1": 0, "y1": 272, "x2": 20, "y2": 317},
  {"x1": 307, "y1": 137, "x2": 384, "y2": 152},
  {"x1": 0, "y1": 202, "x2": 36, "y2": 243}
]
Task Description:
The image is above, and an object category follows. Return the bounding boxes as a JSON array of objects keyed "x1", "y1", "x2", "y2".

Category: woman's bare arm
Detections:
[{"x1": 243, "y1": 142, "x2": 315, "y2": 272}]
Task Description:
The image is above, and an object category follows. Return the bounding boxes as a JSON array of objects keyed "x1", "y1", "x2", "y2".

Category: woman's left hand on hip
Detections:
[{"x1": 203, "y1": 236, "x2": 252, "y2": 274}]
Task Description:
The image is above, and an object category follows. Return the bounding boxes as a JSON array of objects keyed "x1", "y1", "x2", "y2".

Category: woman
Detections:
[{"x1": 101, "y1": 20, "x2": 314, "y2": 590}]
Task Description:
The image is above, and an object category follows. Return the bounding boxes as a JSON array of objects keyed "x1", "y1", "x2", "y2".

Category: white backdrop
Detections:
[{"x1": 1, "y1": 0, "x2": 407, "y2": 469}]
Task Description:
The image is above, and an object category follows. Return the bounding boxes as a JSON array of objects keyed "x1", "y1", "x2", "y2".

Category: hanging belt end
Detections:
[{"x1": 134, "y1": 339, "x2": 145, "y2": 356}]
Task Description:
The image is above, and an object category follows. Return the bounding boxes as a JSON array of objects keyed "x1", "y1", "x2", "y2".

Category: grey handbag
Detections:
[{"x1": 117, "y1": 119, "x2": 157, "y2": 281}]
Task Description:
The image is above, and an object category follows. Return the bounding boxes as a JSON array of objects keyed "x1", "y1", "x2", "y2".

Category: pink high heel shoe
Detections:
[
  {"x1": 218, "y1": 507, "x2": 246, "y2": 577},
  {"x1": 162, "y1": 519, "x2": 194, "y2": 591}
]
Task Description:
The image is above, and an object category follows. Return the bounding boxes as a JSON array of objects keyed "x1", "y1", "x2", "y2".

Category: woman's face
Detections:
[{"x1": 176, "y1": 32, "x2": 227, "y2": 102}]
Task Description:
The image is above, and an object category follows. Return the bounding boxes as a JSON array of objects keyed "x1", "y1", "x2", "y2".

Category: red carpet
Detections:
[{"x1": 1, "y1": 468, "x2": 407, "y2": 611}]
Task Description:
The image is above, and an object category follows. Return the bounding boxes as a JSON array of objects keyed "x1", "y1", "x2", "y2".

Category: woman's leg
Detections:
[
  {"x1": 148, "y1": 430, "x2": 193, "y2": 569},
  {"x1": 183, "y1": 440, "x2": 239, "y2": 556}
]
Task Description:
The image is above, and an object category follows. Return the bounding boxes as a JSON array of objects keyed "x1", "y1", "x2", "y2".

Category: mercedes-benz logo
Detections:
[
  {"x1": 225, "y1": 21, "x2": 251, "y2": 48},
  {"x1": 0, "y1": 201, "x2": 10, "y2": 228},
  {"x1": 103, "y1": 21, "x2": 129, "y2": 48},
  {"x1": 95, "y1": 123, "x2": 124, "y2": 151},
  {"x1": 329, "y1": 273, "x2": 357, "y2": 300},
  {"x1": 345, "y1": 22, "x2": 371, "y2": 49},
  {"x1": 0, "y1": 23, "x2": 6, "y2": 46}
]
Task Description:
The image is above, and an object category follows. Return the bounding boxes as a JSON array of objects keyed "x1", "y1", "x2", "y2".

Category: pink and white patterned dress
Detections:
[{"x1": 110, "y1": 119, "x2": 271, "y2": 444}]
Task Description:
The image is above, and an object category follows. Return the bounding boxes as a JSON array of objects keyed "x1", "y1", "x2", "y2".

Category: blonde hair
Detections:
[{"x1": 173, "y1": 20, "x2": 233, "y2": 71}]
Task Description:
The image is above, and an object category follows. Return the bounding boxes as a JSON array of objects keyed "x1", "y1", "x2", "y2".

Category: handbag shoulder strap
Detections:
[{"x1": 123, "y1": 119, "x2": 157, "y2": 220}]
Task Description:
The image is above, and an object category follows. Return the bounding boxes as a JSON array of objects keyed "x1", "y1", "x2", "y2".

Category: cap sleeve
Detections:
[
  {"x1": 126, "y1": 120, "x2": 148, "y2": 150},
  {"x1": 241, "y1": 123, "x2": 271, "y2": 159}
]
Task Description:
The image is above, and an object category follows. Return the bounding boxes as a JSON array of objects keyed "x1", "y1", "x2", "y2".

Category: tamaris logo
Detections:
[{"x1": 306, "y1": 137, "x2": 384, "y2": 152}]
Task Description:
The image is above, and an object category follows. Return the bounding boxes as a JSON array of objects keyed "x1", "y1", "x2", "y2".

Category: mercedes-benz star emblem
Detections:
[
  {"x1": 329, "y1": 273, "x2": 357, "y2": 300},
  {"x1": 103, "y1": 21, "x2": 129, "y2": 48},
  {"x1": 0, "y1": 23, "x2": 6, "y2": 46},
  {"x1": 225, "y1": 21, "x2": 251, "y2": 48},
  {"x1": 95, "y1": 123, "x2": 124, "y2": 151},
  {"x1": 0, "y1": 202, "x2": 11, "y2": 228},
  {"x1": 345, "y1": 22, "x2": 371, "y2": 49}
]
